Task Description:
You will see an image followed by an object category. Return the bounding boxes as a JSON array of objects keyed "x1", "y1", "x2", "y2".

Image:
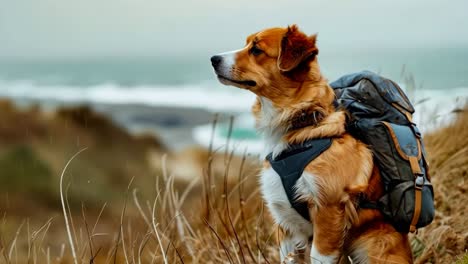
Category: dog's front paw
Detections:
[
  {"x1": 281, "y1": 252, "x2": 296, "y2": 264},
  {"x1": 281, "y1": 252, "x2": 307, "y2": 264}
]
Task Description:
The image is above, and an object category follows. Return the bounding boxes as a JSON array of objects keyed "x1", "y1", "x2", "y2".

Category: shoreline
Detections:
[
  {"x1": 7, "y1": 97, "x2": 236, "y2": 150},
  {"x1": 94, "y1": 103, "x2": 217, "y2": 150}
]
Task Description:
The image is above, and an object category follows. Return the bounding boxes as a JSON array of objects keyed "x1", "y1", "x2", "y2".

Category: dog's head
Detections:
[{"x1": 211, "y1": 25, "x2": 322, "y2": 105}]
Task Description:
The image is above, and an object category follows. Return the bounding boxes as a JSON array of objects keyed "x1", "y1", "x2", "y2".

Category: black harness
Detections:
[{"x1": 266, "y1": 138, "x2": 333, "y2": 220}]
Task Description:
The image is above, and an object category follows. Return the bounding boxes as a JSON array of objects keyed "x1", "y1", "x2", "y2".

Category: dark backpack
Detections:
[{"x1": 330, "y1": 71, "x2": 435, "y2": 233}]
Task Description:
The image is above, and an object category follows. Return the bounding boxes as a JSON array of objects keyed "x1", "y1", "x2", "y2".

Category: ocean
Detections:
[
  {"x1": 0, "y1": 48, "x2": 467, "y2": 152},
  {"x1": 1, "y1": 47, "x2": 467, "y2": 109}
]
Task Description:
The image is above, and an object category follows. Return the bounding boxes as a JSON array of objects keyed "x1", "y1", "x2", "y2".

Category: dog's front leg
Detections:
[
  {"x1": 260, "y1": 167, "x2": 313, "y2": 263},
  {"x1": 309, "y1": 204, "x2": 346, "y2": 264}
]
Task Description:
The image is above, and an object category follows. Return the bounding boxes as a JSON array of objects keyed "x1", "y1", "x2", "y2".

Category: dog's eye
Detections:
[{"x1": 250, "y1": 46, "x2": 263, "y2": 56}]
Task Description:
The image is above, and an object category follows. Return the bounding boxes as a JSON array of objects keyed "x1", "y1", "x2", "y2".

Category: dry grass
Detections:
[
  {"x1": 0, "y1": 103, "x2": 467, "y2": 263},
  {"x1": 411, "y1": 107, "x2": 468, "y2": 264}
]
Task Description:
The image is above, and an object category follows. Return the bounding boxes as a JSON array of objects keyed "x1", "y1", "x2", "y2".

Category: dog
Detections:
[{"x1": 210, "y1": 25, "x2": 414, "y2": 263}]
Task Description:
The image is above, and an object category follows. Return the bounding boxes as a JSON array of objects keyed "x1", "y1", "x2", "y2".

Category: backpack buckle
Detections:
[
  {"x1": 415, "y1": 175, "x2": 425, "y2": 190},
  {"x1": 412, "y1": 124, "x2": 422, "y2": 138}
]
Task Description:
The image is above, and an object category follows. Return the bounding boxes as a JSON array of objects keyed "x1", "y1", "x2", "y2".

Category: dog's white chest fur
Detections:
[{"x1": 256, "y1": 97, "x2": 288, "y2": 158}]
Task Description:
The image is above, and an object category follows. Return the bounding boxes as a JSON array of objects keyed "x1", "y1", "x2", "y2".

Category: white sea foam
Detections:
[
  {"x1": 0, "y1": 79, "x2": 256, "y2": 112},
  {"x1": 409, "y1": 88, "x2": 467, "y2": 134}
]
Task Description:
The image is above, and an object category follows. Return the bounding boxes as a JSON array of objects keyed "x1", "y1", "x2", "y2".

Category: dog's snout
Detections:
[{"x1": 210, "y1": 55, "x2": 222, "y2": 68}]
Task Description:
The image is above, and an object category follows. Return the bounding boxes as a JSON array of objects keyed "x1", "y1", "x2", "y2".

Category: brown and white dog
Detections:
[{"x1": 211, "y1": 25, "x2": 413, "y2": 263}]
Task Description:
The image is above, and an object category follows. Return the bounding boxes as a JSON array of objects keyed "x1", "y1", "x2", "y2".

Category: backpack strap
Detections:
[
  {"x1": 409, "y1": 156, "x2": 424, "y2": 233},
  {"x1": 406, "y1": 113, "x2": 430, "y2": 232},
  {"x1": 266, "y1": 138, "x2": 333, "y2": 220}
]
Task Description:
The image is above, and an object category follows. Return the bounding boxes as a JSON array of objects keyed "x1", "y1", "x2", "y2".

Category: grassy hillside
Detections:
[
  {"x1": 0, "y1": 100, "x2": 466, "y2": 263},
  {"x1": 413, "y1": 107, "x2": 468, "y2": 263},
  {"x1": 0, "y1": 100, "x2": 166, "y2": 214}
]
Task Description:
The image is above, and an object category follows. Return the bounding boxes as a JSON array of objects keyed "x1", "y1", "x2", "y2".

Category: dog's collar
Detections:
[{"x1": 289, "y1": 110, "x2": 325, "y2": 131}]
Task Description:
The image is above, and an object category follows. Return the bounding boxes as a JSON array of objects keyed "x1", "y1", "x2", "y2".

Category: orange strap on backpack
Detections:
[{"x1": 409, "y1": 156, "x2": 423, "y2": 233}]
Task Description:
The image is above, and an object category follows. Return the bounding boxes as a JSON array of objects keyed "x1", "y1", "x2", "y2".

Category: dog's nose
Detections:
[{"x1": 210, "y1": 55, "x2": 222, "y2": 68}]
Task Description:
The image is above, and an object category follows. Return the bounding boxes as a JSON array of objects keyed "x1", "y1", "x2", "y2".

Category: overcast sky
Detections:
[{"x1": 0, "y1": 0, "x2": 467, "y2": 59}]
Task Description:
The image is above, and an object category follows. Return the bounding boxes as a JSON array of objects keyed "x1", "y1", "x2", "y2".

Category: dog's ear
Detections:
[{"x1": 278, "y1": 25, "x2": 318, "y2": 72}]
